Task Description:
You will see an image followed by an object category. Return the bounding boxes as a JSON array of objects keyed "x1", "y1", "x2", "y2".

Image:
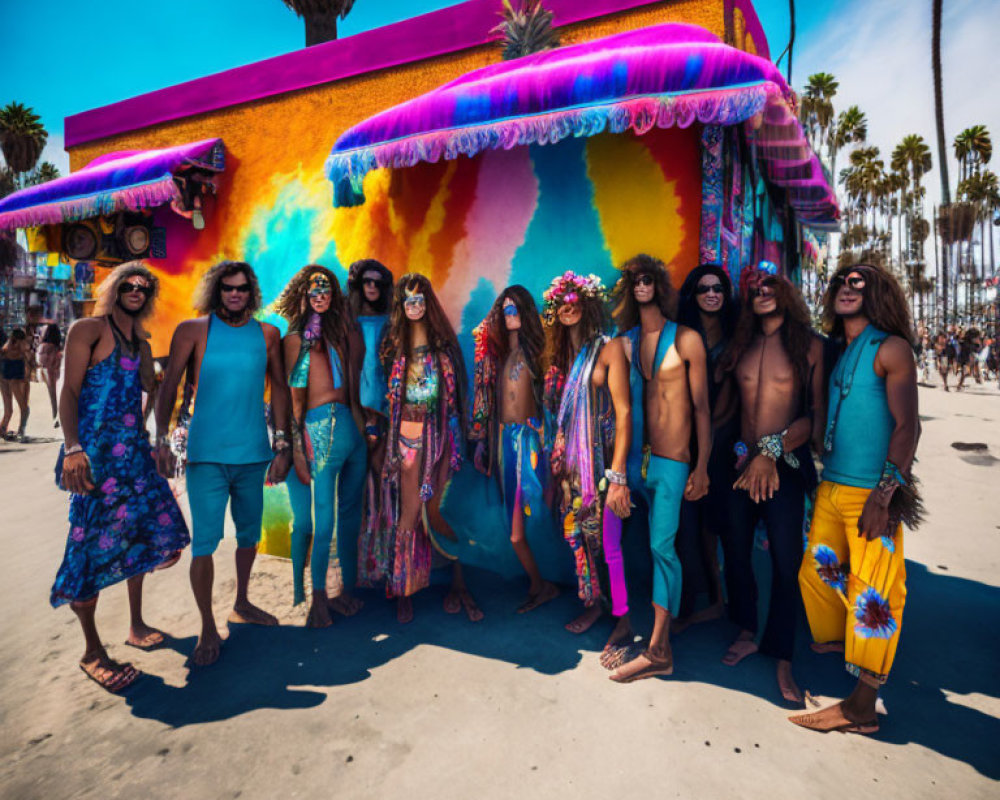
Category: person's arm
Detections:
[
  {"x1": 858, "y1": 336, "x2": 919, "y2": 539},
  {"x1": 678, "y1": 326, "x2": 710, "y2": 501},
  {"x1": 283, "y1": 334, "x2": 311, "y2": 485},
  {"x1": 264, "y1": 324, "x2": 292, "y2": 484},
  {"x1": 604, "y1": 337, "x2": 632, "y2": 519},
  {"x1": 58, "y1": 319, "x2": 103, "y2": 493},
  {"x1": 154, "y1": 321, "x2": 197, "y2": 478}
]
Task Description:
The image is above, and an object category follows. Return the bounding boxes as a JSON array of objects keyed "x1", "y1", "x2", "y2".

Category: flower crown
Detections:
[{"x1": 542, "y1": 271, "x2": 607, "y2": 314}]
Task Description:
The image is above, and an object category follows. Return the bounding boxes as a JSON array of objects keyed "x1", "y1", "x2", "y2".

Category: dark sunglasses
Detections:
[
  {"x1": 221, "y1": 282, "x2": 251, "y2": 294},
  {"x1": 832, "y1": 272, "x2": 867, "y2": 291},
  {"x1": 362, "y1": 277, "x2": 383, "y2": 287},
  {"x1": 695, "y1": 283, "x2": 725, "y2": 296},
  {"x1": 118, "y1": 281, "x2": 153, "y2": 297},
  {"x1": 635, "y1": 274, "x2": 655, "y2": 287},
  {"x1": 750, "y1": 283, "x2": 776, "y2": 299}
]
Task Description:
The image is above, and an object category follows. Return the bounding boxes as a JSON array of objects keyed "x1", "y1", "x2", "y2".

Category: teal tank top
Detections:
[
  {"x1": 624, "y1": 322, "x2": 677, "y2": 466},
  {"x1": 188, "y1": 316, "x2": 273, "y2": 464},
  {"x1": 822, "y1": 324, "x2": 894, "y2": 489},
  {"x1": 358, "y1": 314, "x2": 388, "y2": 414}
]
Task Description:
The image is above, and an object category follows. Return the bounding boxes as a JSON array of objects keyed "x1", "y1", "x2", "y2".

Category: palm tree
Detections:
[
  {"x1": 932, "y1": 0, "x2": 951, "y2": 323},
  {"x1": 0, "y1": 102, "x2": 48, "y2": 176},
  {"x1": 24, "y1": 161, "x2": 60, "y2": 187},
  {"x1": 891, "y1": 134, "x2": 933, "y2": 315},
  {"x1": 281, "y1": 0, "x2": 356, "y2": 47},
  {"x1": 491, "y1": 0, "x2": 561, "y2": 61},
  {"x1": 954, "y1": 124, "x2": 992, "y2": 186},
  {"x1": 829, "y1": 105, "x2": 867, "y2": 180},
  {"x1": 800, "y1": 72, "x2": 838, "y2": 153}
]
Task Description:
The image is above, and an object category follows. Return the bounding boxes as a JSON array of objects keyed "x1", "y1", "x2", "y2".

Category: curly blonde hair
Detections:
[
  {"x1": 191, "y1": 260, "x2": 262, "y2": 316},
  {"x1": 93, "y1": 261, "x2": 160, "y2": 322}
]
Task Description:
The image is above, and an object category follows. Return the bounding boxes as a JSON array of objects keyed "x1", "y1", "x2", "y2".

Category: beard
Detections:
[{"x1": 116, "y1": 296, "x2": 145, "y2": 318}]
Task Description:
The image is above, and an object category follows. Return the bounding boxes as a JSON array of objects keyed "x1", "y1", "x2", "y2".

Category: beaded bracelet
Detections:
[{"x1": 604, "y1": 468, "x2": 627, "y2": 486}]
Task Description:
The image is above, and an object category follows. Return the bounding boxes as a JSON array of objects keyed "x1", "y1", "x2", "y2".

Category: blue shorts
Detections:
[{"x1": 187, "y1": 461, "x2": 270, "y2": 557}]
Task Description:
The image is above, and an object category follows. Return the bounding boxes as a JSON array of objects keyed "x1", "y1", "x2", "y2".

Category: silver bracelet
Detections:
[
  {"x1": 273, "y1": 429, "x2": 288, "y2": 441},
  {"x1": 64, "y1": 444, "x2": 84, "y2": 456},
  {"x1": 604, "y1": 468, "x2": 627, "y2": 486}
]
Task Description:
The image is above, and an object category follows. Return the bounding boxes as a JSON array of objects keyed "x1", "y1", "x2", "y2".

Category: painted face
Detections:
[
  {"x1": 117, "y1": 275, "x2": 153, "y2": 314},
  {"x1": 557, "y1": 300, "x2": 582, "y2": 327},
  {"x1": 695, "y1": 274, "x2": 725, "y2": 313},
  {"x1": 750, "y1": 278, "x2": 778, "y2": 316},
  {"x1": 307, "y1": 272, "x2": 332, "y2": 314},
  {"x1": 632, "y1": 272, "x2": 656, "y2": 305},
  {"x1": 219, "y1": 272, "x2": 252, "y2": 314},
  {"x1": 502, "y1": 297, "x2": 521, "y2": 331},
  {"x1": 833, "y1": 270, "x2": 866, "y2": 317},
  {"x1": 362, "y1": 270, "x2": 383, "y2": 304},
  {"x1": 403, "y1": 289, "x2": 426, "y2": 322}
]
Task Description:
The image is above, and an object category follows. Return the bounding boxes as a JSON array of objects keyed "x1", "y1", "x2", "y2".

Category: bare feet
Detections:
[
  {"x1": 328, "y1": 592, "x2": 364, "y2": 617},
  {"x1": 191, "y1": 629, "x2": 222, "y2": 666},
  {"x1": 228, "y1": 602, "x2": 278, "y2": 626},
  {"x1": 722, "y1": 632, "x2": 758, "y2": 666},
  {"x1": 125, "y1": 622, "x2": 168, "y2": 650},
  {"x1": 79, "y1": 649, "x2": 140, "y2": 693},
  {"x1": 789, "y1": 701, "x2": 879, "y2": 735},
  {"x1": 671, "y1": 601, "x2": 724, "y2": 634},
  {"x1": 444, "y1": 589, "x2": 484, "y2": 622},
  {"x1": 810, "y1": 641, "x2": 845, "y2": 655},
  {"x1": 306, "y1": 597, "x2": 334, "y2": 628},
  {"x1": 565, "y1": 604, "x2": 602, "y2": 634},
  {"x1": 610, "y1": 648, "x2": 674, "y2": 683},
  {"x1": 397, "y1": 597, "x2": 413, "y2": 624},
  {"x1": 777, "y1": 659, "x2": 803, "y2": 705},
  {"x1": 516, "y1": 581, "x2": 559, "y2": 614}
]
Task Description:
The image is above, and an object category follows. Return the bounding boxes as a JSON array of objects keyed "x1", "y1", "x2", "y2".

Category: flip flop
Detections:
[
  {"x1": 610, "y1": 650, "x2": 674, "y2": 683},
  {"x1": 124, "y1": 629, "x2": 168, "y2": 651},
  {"x1": 600, "y1": 641, "x2": 643, "y2": 671},
  {"x1": 79, "y1": 659, "x2": 140, "y2": 694}
]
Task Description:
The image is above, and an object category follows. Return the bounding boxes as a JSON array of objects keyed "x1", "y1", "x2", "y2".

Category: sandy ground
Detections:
[{"x1": 0, "y1": 379, "x2": 998, "y2": 800}]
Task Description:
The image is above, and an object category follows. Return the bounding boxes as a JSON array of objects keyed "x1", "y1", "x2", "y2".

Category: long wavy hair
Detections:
[
  {"x1": 677, "y1": 264, "x2": 737, "y2": 344},
  {"x1": 191, "y1": 260, "x2": 263, "y2": 316},
  {"x1": 611, "y1": 254, "x2": 677, "y2": 333},
  {"x1": 93, "y1": 261, "x2": 160, "y2": 323},
  {"x1": 721, "y1": 275, "x2": 815, "y2": 384},
  {"x1": 347, "y1": 258, "x2": 394, "y2": 317},
  {"x1": 545, "y1": 291, "x2": 609, "y2": 376},
  {"x1": 274, "y1": 264, "x2": 352, "y2": 349},
  {"x1": 483, "y1": 285, "x2": 546, "y2": 377},
  {"x1": 822, "y1": 263, "x2": 915, "y2": 345}
]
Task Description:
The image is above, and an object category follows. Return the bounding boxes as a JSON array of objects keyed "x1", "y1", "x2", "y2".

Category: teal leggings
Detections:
[
  {"x1": 646, "y1": 455, "x2": 689, "y2": 616},
  {"x1": 286, "y1": 403, "x2": 367, "y2": 601},
  {"x1": 188, "y1": 461, "x2": 270, "y2": 558}
]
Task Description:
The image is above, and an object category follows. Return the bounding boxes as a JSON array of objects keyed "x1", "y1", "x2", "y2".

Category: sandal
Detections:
[
  {"x1": 610, "y1": 649, "x2": 674, "y2": 683},
  {"x1": 79, "y1": 657, "x2": 140, "y2": 694}
]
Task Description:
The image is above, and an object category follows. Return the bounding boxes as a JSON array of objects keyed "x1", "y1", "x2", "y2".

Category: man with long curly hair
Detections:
[
  {"x1": 276, "y1": 265, "x2": 367, "y2": 627},
  {"x1": 718, "y1": 262, "x2": 823, "y2": 705},
  {"x1": 155, "y1": 260, "x2": 291, "y2": 666},
  {"x1": 792, "y1": 264, "x2": 919, "y2": 736},
  {"x1": 604, "y1": 255, "x2": 711, "y2": 683},
  {"x1": 469, "y1": 285, "x2": 558, "y2": 613},
  {"x1": 51, "y1": 261, "x2": 190, "y2": 693}
]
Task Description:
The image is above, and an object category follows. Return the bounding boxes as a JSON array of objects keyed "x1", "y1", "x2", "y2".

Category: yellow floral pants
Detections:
[{"x1": 799, "y1": 481, "x2": 907, "y2": 684}]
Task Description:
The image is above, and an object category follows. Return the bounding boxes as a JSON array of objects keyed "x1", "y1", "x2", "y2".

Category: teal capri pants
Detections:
[{"x1": 646, "y1": 455, "x2": 690, "y2": 616}]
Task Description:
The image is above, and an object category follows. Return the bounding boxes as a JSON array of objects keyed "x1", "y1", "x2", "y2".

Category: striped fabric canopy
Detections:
[
  {"x1": 326, "y1": 23, "x2": 837, "y2": 227},
  {"x1": 0, "y1": 138, "x2": 224, "y2": 230}
]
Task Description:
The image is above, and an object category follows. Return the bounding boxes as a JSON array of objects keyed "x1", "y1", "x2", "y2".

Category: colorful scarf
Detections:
[{"x1": 469, "y1": 321, "x2": 499, "y2": 474}]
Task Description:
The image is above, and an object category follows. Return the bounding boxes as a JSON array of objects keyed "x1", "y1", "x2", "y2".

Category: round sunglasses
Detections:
[{"x1": 695, "y1": 283, "x2": 725, "y2": 296}]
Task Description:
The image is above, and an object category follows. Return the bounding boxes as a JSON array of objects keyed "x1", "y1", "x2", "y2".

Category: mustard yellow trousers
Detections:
[{"x1": 799, "y1": 481, "x2": 907, "y2": 684}]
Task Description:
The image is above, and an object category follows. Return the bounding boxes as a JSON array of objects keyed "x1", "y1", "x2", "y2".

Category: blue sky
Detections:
[{"x1": 1, "y1": 0, "x2": 997, "y2": 217}]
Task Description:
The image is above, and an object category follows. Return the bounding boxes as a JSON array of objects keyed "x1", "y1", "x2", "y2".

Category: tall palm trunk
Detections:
[
  {"x1": 933, "y1": 0, "x2": 951, "y2": 323},
  {"x1": 303, "y1": 11, "x2": 337, "y2": 46}
]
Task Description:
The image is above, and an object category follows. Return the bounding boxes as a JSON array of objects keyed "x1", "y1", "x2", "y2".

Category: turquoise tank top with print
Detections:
[
  {"x1": 822, "y1": 324, "x2": 894, "y2": 489},
  {"x1": 358, "y1": 314, "x2": 388, "y2": 414},
  {"x1": 188, "y1": 316, "x2": 273, "y2": 465}
]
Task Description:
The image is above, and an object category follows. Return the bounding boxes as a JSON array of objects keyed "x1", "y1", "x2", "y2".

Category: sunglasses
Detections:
[
  {"x1": 308, "y1": 288, "x2": 331, "y2": 298},
  {"x1": 750, "y1": 283, "x2": 776, "y2": 299},
  {"x1": 362, "y1": 277, "x2": 383, "y2": 287},
  {"x1": 635, "y1": 274, "x2": 655, "y2": 287},
  {"x1": 833, "y1": 272, "x2": 867, "y2": 291},
  {"x1": 695, "y1": 283, "x2": 725, "y2": 296},
  {"x1": 118, "y1": 281, "x2": 153, "y2": 297},
  {"x1": 503, "y1": 304, "x2": 519, "y2": 317},
  {"x1": 221, "y1": 282, "x2": 251, "y2": 294},
  {"x1": 403, "y1": 294, "x2": 425, "y2": 308}
]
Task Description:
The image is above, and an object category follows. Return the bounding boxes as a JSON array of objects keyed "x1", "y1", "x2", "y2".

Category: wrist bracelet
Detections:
[
  {"x1": 604, "y1": 468, "x2": 627, "y2": 486},
  {"x1": 756, "y1": 432, "x2": 783, "y2": 462},
  {"x1": 64, "y1": 444, "x2": 84, "y2": 456},
  {"x1": 273, "y1": 429, "x2": 287, "y2": 441},
  {"x1": 273, "y1": 439, "x2": 290, "y2": 453}
]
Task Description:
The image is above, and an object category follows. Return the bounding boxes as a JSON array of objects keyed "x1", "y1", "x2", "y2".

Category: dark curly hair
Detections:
[
  {"x1": 192, "y1": 260, "x2": 262, "y2": 316},
  {"x1": 611, "y1": 254, "x2": 677, "y2": 333},
  {"x1": 677, "y1": 263, "x2": 737, "y2": 343},
  {"x1": 274, "y1": 264, "x2": 352, "y2": 351},
  {"x1": 483, "y1": 285, "x2": 546, "y2": 378},
  {"x1": 721, "y1": 274, "x2": 816, "y2": 384},
  {"x1": 822, "y1": 263, "x2": 915, "y2": 346},
  {"x1": 347, "y1": 258, "x2": 394, "y2": 317}
]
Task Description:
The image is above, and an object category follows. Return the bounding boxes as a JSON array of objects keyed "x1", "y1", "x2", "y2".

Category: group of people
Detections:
[
  {"x1": 50, "y1": 253, "x2": 922, "y2": 736},
  {"x1": 925, "y1": 324, "x2": 998, "y2": 390},
  {"x1": 0, "y1": 304, "x2": 63, "y2": 440}
]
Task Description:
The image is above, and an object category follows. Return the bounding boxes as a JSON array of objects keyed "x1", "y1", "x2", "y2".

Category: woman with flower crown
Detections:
[
  {"x1": 359, "y1": 273, "x2": 481, "y2": 624},
  {"x1": 542, "y1": 271, "x2": 633, "y2": 635}
]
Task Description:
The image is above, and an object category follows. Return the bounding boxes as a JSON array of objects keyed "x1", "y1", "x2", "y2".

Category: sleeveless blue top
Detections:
[
  {"x1": 624, "y1": 322, "x2": 677, "y2": 468},
  {"x1": 822, "y1": 324, "x2": 894, "y2": 489},
  {"x1": 188, "y1": 316, "x2": 272, "y2": 464},
  {"x1": 358, "y1": 314, "x2": 388, "y2": 414}
]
